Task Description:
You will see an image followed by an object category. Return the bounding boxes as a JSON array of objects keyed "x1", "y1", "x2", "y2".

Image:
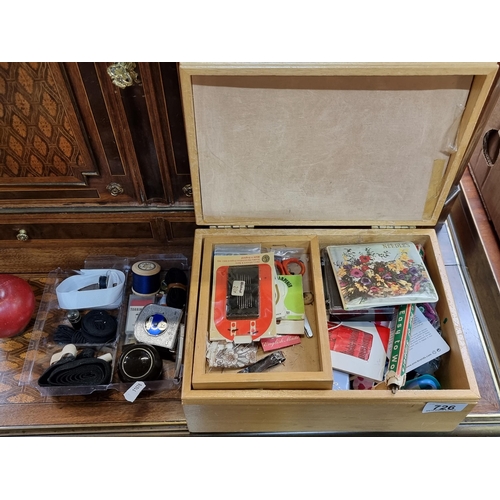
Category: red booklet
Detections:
[{"x1": 328, "y1": 321, "x2": 390, "y2": 381}]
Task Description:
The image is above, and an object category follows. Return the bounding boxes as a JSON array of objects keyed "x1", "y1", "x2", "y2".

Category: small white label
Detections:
[
  {"x1": 124, "y1": 381, "x2": 146, "y2": 402},
  {"x1": 231, "y1": 280, "x2": 245, "y2": 296},
  {"x1": 422, "y1": 402, "x2": 468, "y2": 413}
]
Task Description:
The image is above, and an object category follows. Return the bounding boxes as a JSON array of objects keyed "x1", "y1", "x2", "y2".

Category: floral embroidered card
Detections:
[{"x1": 326, "y1": 242, "x2": 438, "y2": 310}]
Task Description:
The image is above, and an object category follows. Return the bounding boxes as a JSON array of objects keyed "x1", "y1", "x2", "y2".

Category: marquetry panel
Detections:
[
  {"x1": 0, "y1": 62, "x2": 96, "y2": 184},
  {"x1": 0, "y1": 62, "x2": 193, "y2": 208}
]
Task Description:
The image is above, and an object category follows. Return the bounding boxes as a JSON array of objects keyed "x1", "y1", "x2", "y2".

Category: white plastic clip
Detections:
[
  {"x1": 97, "y1": 353, "x2": 113, "y2": 363},
  {"x1": 50, "y1": 344, "x2": 77, "y2": 365}
]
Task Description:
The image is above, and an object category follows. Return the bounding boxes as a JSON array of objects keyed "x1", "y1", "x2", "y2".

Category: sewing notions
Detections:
[{"x1": 132, "y1": 261, "x2": 161, "y2": 296}]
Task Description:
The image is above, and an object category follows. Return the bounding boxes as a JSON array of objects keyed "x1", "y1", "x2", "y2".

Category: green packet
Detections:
[{"x1": 275, "y1": 274, "x2": 305, "y2": 321}]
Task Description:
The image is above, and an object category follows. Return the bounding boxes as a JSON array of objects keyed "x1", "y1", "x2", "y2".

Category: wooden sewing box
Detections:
[{"x1": 179, "y1": 62, "x2": 498, "y2": 433}]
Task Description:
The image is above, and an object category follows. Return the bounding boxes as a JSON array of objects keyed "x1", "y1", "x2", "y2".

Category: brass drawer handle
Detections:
[
  {"x1": 107, "y1": 63, "x2": 140, "y2": 89},
  {"x1": 483, "y1": 129, "x2": 500, "y2": 167},
  {"x1": 16, "y1": 229, "x2": 29, "y2": 242}
]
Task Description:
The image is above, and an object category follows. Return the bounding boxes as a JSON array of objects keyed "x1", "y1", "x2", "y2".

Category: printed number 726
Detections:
[{"x1": 431, "y1": 404, "x2": 457, "y2": 412}]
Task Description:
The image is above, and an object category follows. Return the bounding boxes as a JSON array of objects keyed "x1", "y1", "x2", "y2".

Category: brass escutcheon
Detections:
[
  {"x1": 107, "y1": 62, "x2": 140, "y2": 89},
  {"x1": 106, "y1": 182, "x2": 124, "y2": 196}
]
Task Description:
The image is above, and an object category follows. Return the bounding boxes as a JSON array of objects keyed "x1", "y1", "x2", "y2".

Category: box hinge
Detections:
[
  {"x1": 372, "y1": 225, "x2": 417, "y2": 229},
  {"x1": 209, "y1": 225, "x2": 254, "y2": 229}
]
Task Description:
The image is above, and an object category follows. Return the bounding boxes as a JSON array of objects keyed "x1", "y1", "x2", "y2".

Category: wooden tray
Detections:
[{"x1": 191, "y1": 234, "x2": 332, "y2": 390}]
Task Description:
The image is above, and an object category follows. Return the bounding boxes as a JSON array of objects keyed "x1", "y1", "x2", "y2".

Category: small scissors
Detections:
[{"x1": 275, "y1": 258, "x2": 306, "y2": 275}]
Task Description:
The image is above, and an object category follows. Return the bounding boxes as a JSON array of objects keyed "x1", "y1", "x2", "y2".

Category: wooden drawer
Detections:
[
  {"x1": 182, "y1": 228, "x2": 479, "y2": 433},
  {"x1": 0, "y1": 212, "x2": 196, "y2": 240},
  {"x1": 0, "y1": 220, "x2": 156, "y2": 241},
  {"x1": 0, "y1": 211, "x2": 196, "y2": 273}
]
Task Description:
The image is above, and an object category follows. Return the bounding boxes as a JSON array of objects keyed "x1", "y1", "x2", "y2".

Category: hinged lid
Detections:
[
  {"x1": 180, "y1": 62, "x2": 497, "y2": 228},
  {"x1": 209, "y1": 225, "x2": 254, "y2": 229},
  {"x1": 372, "y1": 225, "x2": 416, "y2": 229}
]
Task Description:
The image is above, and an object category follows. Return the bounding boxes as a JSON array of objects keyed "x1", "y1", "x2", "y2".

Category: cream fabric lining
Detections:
[{"x1": 192, "y1": 75, "x2": 472, "y2": 223}]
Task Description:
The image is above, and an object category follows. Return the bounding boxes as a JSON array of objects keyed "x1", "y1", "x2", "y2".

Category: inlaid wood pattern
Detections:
[{"x1": 0, "y1": 62, "x2": 92, "y2": 181}]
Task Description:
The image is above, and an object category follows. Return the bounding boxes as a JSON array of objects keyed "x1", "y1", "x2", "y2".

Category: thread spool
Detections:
[
  {"x1": 118, "y1": 343, "x2": 163, "y2": 382},
  {"x1": 67, "y1": 309, "x2": 82, "y2": 330},
  {"x1": 132, "y1": 261, "x2": 161, "y2": 296},
  {"x1": 161, "y1": 267, "x2": 188, "y2": 309}
]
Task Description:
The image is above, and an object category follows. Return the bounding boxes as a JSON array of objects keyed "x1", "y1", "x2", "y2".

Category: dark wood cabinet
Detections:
[
  {"x1": 0, "y1": 62, "x2": 192, "y2": 208},
  {"x1": 468, "y1": 67, "x2": 500, "y2": 239},
  {"x1": 0, "y1": 62, "x2": 196, "y2": 264}
]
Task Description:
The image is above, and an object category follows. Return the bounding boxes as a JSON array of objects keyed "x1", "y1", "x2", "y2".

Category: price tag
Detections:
[
  {"x1": 124, "y1": 381, "x2": 146, "y2": 402},
  {"x1": 422, "y1": 402, "x2": 468, "y2": 413},
  {"x1": 231, "y1": 280, "x2": 245, "y2": 296}
]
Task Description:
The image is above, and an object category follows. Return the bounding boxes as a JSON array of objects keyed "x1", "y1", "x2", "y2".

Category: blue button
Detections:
[{"x1": 145, "y1": 313, "x2": 167, "y2": 336}]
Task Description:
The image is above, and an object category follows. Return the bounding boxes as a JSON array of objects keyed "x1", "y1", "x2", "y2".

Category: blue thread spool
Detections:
[{"x1": 132, "y1": 261, "x2": 161, "y2": 296}]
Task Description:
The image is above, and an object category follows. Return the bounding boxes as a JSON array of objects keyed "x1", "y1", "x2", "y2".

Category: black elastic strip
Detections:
[
  {"x1": 80, "y1": 310, "x2": 117, "y2": 343},
  {"x1": 54, "y1": 325, "x2": 78, "y2": 344},
  {"x1": 38, "y1": 357, "x2": 112, "y2": 387},
  {"x1": 54, "y1": 310, "x2": 117, "y2": 345}
]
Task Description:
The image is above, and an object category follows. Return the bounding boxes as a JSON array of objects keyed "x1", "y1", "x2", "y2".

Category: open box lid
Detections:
[{"x1": 179, "y1": 62, "x2": 498, "y2": 228}]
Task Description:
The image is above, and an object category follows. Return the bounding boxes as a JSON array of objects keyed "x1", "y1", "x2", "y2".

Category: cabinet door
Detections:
[
  {"x1": 468, "y1": 72, "x2": 500, "y2": 237},
  {"x1": 478, "y1": 154, "x2": 500, "y2": 237},
  {"x1": 0, "y1": 62, "x2": 192, "y2": 208}
]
